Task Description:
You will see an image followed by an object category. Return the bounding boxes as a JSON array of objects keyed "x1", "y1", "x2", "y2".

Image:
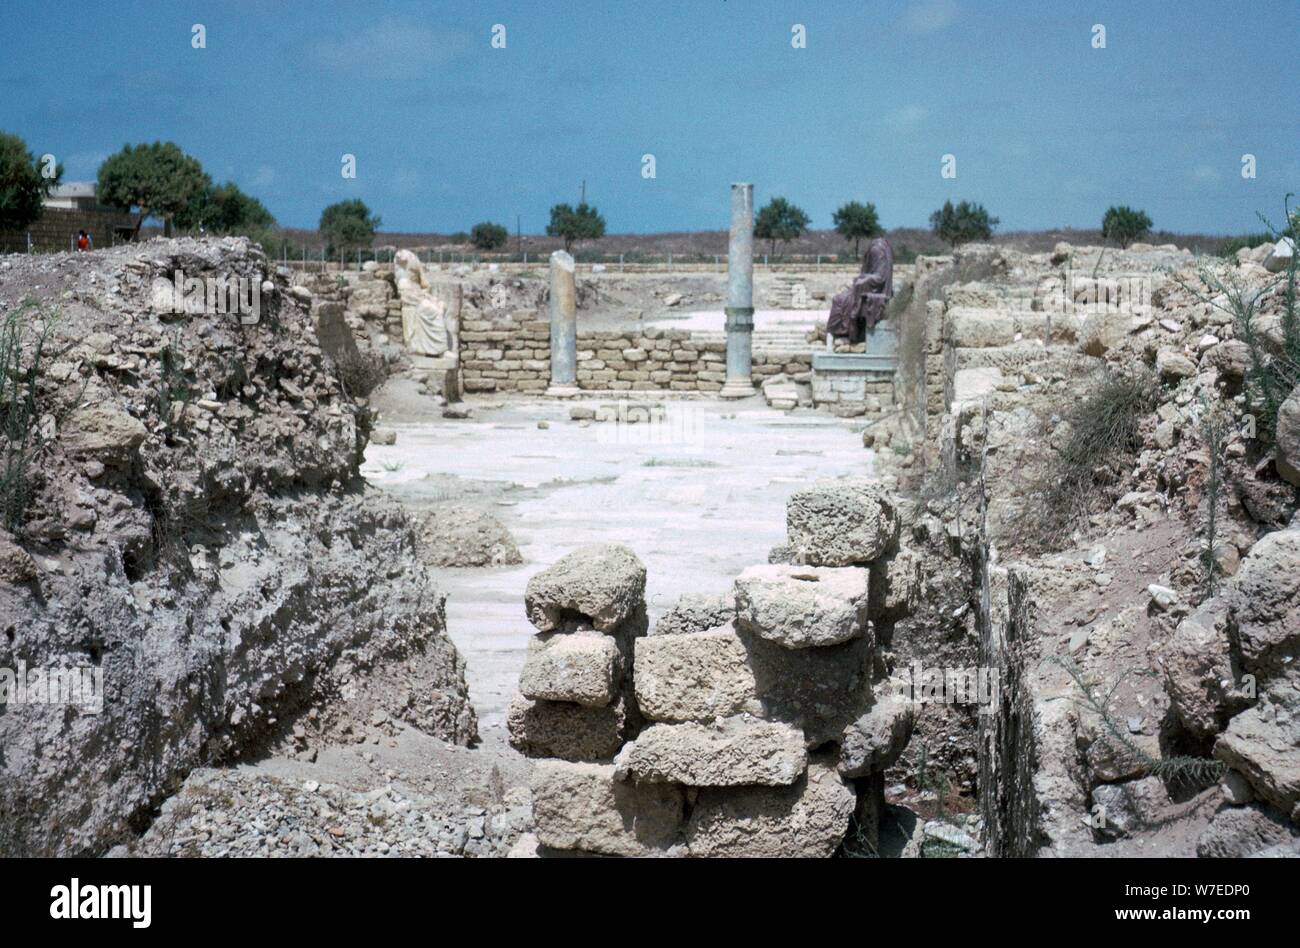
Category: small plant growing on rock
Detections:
[
  {"x1": 1050, "y1": 656, "x2": 1225, "y2": 788},
  {"x1": 1177, "y1": 197, "x2": 1300, "y2": 443},
  {"x1": 1014, "y1": 367, "x2": 1159, "y2": 550}
]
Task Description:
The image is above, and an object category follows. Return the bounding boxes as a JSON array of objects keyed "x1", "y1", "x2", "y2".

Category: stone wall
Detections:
[
  {"x1": 509, "y1": 479, "x2": 919, "y2": 858},
  {"x1": 0, "y1": 206, "x2": 137, "y2": 253},
  {"x1": 458, "y1": 306, "x2": 813, "y2": 395}
]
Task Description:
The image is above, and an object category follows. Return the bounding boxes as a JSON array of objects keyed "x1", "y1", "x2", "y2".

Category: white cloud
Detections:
[
  {"x1": 900, "y1": 0, "x2": 959, "y2": 34},
  {"x1": 1188, "y1": 164, "x2": 1222, "y2": 185},
  {"x1": 885, "y1": 104, "x2": 929, "y2": 131},
  {"x1": 309, "y1": 17, "x2": 469, "y2": 80}
]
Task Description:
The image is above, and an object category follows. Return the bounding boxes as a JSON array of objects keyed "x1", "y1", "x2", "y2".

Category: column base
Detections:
[
  {"x1": 718, "y1": 378, "x2": 757, "y2": 399},
  {"x1": 545, "y1": 384, "x2": 581, "y2": 398}
]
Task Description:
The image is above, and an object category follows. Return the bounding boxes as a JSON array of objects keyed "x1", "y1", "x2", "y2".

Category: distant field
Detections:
[{"x1": 272, "y1": 225, "x2": 1258, "y2": 262}]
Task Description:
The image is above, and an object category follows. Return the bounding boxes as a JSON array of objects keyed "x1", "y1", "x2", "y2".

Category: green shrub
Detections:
[
  {"x1": 1101, "y1": 205, "x2": 1153, "y2": 248},
  {"x1": 1015, "y1": 367, "x2": 1159, "y2": 549},
  {"x1": 929, "y1": 200, "x2": 998, "y2": 248},
  {"x1": 333, "y1": 348, "x2": 387, "y2": 399},
  {"x1": 470, "y1": 221, "x2": 508, "y2": 251}
]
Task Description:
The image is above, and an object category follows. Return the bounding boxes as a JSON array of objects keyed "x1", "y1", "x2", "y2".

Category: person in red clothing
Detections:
[{"x1": 75, "y1": 230, "x2": 92, "y2": 252}]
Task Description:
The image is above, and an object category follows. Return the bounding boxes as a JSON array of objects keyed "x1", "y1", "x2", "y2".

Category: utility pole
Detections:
[
  {"x1": 580, "y1": 179, "x2": 586, "y2": 205},
  {"x1": 516, "y1": 213, "x2": 521, "y2": 254}
]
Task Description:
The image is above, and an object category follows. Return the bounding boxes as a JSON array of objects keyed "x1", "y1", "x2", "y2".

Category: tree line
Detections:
[{"x1": 0, "y1": 130, "x2": 1165, "y2": 255}]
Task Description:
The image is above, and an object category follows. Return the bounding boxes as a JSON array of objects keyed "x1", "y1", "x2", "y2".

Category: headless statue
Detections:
[{"x1": 827, "y1": 237, "x2": 894, "y2": 344}]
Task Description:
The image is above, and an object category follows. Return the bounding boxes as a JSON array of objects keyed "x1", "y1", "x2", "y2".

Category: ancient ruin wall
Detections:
[{"x1": 0, "y1": 239, "x2": 476, "y2": 856}]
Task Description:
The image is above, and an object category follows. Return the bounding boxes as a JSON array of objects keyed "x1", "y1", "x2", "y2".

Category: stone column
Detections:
[
  {"x1": 546, "y1": 250, "x2": 579, "y2": 396},
  {"x1": 720, "y1": 183, "x2": 755, "y2": 398}
]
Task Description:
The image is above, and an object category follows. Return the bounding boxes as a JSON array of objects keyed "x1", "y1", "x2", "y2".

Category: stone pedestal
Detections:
[
  {"x1": 546, "y1": 250, "x2": 580, "y2": 396},
  {"x1": 720, "y1": 183, "x2": 756, "y2": 399},
  {"x1": 811, "y1": 321, "x2": 898, "y2": 418}
]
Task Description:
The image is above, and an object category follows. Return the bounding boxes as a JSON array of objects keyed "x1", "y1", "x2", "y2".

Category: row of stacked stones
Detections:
[
  {"x1": 459, "y1": 308, "x2": 812, "y2": 394},
  {"x1": 510, "y1": 477, "x2": 918, "y2": 857}
]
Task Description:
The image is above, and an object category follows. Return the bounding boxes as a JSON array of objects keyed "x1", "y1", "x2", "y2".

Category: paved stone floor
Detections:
[{"x1": 364, "y1": 395, "x2": 872, "y2": 740}]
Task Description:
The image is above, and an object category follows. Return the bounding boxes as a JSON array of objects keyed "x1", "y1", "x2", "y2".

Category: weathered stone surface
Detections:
[
  {"x1": 506, "y1": 693, "x2": 627, "y2": 762},
  {"x1": 61, "y1": 396, "x2": 146, "y2": 465},
  {"x1": 838, "y1": 693, "x2": 917, "y2": 777},
  {"x1": 0, "y1": 530, "x2": 36, "y2": 585},
  {"x1": 740, "y1": 624, "x2": 875, "y2": 746},
  {"x1": 1163, "y1": 598, "x2": 1248, "y2": 738},
  {"x1": 525, "y1": 544, "x2": 646, "y2": 632},
  {"x1": 651, "y1": 592, "x2": 734, "y2": 636},
  {"x1": 1272, "y1": 369, "x2": 1300, "y2": 475},
  {"x1": 1214, "y1": 671, "x2": 1300, "y2": 813},
  {"x1": 869, "y1": 547, "x2": 921, "y2": 619},
  {"x1": 1156, "y1": 348, "x2": 1196, "y2": 380},
  {"x1": 1196, "y1": 804, "x2": 1298, "y2": 858},
  {"x1": 615, "y1": 718, "x2": 807, "y2": 787},
  {"x1": 1089, "y1": 777, "x2": 1169, "y2": 839},
  {"x1": 519, "y1": 633, "x2": 620, "y2": 707},
  {"x1": 416, "y1": 504, "x2": 522, "y2": 567},
  {"x1": 685, "y1": 760, "x2": 855, "y2": 857},
  {"x1": 1226, "y1": 527, "x2": 1300, "y2": 679},
  {"x1": 634, "y1": 626, "x2": 759, "y2": 722},
  {"x1": 786, "y1": 477, "x2": 899, "y2": 566},
  {"x1": 733, "y1": 563, "x2": 869, "y2": 648},
  {"x1": 531, "y1": 760, "x2": 684, "y2": 857}
]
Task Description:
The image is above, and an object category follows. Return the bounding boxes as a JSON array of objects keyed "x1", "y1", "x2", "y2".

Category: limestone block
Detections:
[
  {"x1": 838, "y1": 693, "x2": 917, "y2": 777},
  {"x1": 634, "y1": 627, "x2": 759, "y2": 721},
  {"x1": 786, "y1": 476, "x2": 900, "y2": 566},
  {"x1": 519, "y1": 633, "x2": 620, "y2": 707},
  {"x1": 506, "y1": 693, "x2": 628, "y2": 762},
  {"x1": 733, "y1": 563, "x2": 869, "y2": 648},
  {"x1": 1227, "y1": 528, "x2": 1300, "y2": 679},
  {"x1": 684, "y1": 761, "x2": 855, "y2": 857},
  {"x1": 531, "y1": 761, "x2": 684, "y2": 856},
  {"x1": 524, "y1": 544, "x2": 646, "y2": 633},
  {"x1": 615, "y1": 718, "x2": 806, "y2": 787}
]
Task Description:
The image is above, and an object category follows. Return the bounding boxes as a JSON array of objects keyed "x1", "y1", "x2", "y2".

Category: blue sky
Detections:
[{"x1": 2, "y1": 0, "x2": 1296, "y2": 235}]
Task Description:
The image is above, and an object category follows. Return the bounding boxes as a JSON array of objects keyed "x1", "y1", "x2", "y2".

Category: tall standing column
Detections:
[
  {"x1": 546, "y1": 249, "x2": 579, "y2": 396},
  {"x1": 720, "y1": 183, "x2": 755, "y2": 398}
]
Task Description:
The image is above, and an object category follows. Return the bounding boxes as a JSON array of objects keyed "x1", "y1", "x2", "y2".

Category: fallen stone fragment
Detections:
[{"x1": 838, "y1": 693, "x2": 917, "y2": 777}]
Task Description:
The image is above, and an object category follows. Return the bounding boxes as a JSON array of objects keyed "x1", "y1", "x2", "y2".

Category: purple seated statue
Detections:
[{"x1": 827, "y1": 237, "x2": 894, "y2": 344}]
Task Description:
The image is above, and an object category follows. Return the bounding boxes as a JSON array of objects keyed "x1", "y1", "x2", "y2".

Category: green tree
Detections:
[
  {"x1": 470, "y1": 221, "x2": 508, "y2": 251},
  {"x1": 546, "y1": 202, "x2": 605, "y2": 252},
  {"x1": 754, "y1": 196, "x2": 810, "y2": 257},
  {"x1": 1101, "y1": 205, "x2": 1153, "y2": 249},
  {"x1": 832, "y1": 200, "x2": 883, "y2": 256},
  {"x1": 0, "y1": 132, "x2": 61, "y2": 232},
  {"x1": 929, "y1": 200, "x2": 999, "y2": 249},
  {"x1": 319, "y1": 199, "x2": 380, "y2": 255},
  {"x1": 97, "y1": 141, "x2": 210, "y2": 239},
  {"x1": 176, "y1": 181, "x2": 274, "y2": 235}
]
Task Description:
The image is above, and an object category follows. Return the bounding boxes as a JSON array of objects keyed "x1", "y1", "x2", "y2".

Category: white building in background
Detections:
[{"x1": 43, "y1": 181, "x2": 103, "y2": 210}]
